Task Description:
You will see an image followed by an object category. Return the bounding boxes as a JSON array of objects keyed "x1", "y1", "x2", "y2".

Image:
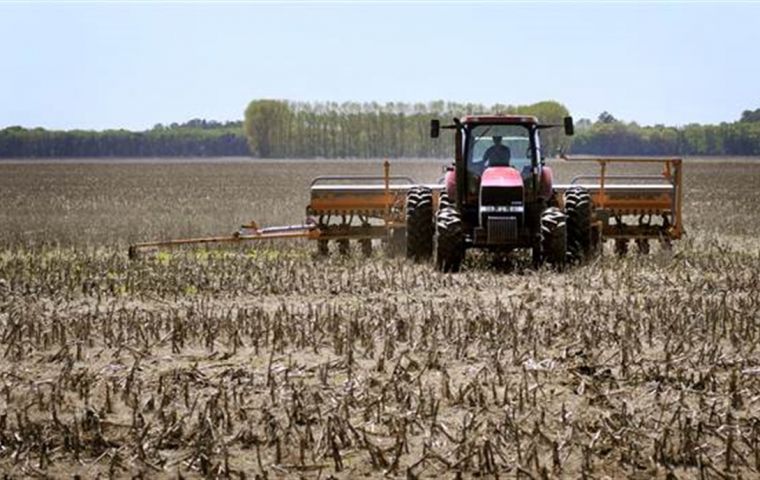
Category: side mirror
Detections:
[
  {"x1": 563, "y1": 116, "x2": 574, "y2": 136},
  {"x1": 430, "y1": 119, "x2": 440, "y2": 138}
]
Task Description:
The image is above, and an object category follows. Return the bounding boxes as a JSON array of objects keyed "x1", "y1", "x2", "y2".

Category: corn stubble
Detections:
[{"x1": 0, "y1": 158, "x2": 759, "y2": 478}]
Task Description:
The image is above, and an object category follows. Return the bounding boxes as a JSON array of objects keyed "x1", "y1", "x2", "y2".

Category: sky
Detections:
[{"x1": 1, "y1": 1, "x2": 759, "y2": 131}]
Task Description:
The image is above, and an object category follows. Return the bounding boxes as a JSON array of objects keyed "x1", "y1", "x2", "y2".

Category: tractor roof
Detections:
[{"x1": 461, "y1": 114, "x2": 539, "y2": 125}]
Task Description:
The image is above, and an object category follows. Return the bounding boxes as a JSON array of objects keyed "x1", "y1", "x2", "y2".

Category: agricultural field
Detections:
[{"x1": 1, "y1": 157, "x2": 759, "y2": 478}]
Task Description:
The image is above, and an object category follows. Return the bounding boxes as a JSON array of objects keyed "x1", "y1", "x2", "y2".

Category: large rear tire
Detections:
[
  {"x1": 434, "y1": 205, "x2": 465, "y2": 273},
  {"x1": 540, "y1": 207, "x2": 567, "y2": 268},
  {"x1": 564, "y1": 186, "x2": 593, "y2": 261},
  {"x1": 406, "y1": 186, "x2": 434, "y2": 261}
]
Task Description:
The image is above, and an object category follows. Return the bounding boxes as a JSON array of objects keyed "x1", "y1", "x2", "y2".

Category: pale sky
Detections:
[{"x1": 1, "y1": 1, "x2": 758, "y2": 131}]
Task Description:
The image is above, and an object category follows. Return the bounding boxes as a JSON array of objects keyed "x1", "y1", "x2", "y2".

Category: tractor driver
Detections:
[{"x1": 483, "y1": 136, "x2": 511, "y2": 167}]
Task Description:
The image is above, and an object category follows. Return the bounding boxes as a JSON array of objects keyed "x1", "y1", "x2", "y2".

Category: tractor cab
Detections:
[
  {"x1": 463, "y1": 117, "x2": 547, "y2": 248},
  {"x1": 462, "y1": 116, "x2": 543, "y2": 206}
]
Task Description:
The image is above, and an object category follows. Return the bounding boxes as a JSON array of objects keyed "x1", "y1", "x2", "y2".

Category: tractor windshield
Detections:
[
  {"x1": 467, "y1": 124, "x2": 532, "y2": 173},
  {"x1": 466, "y1": 124, "x2": 533, "y2": 197}
]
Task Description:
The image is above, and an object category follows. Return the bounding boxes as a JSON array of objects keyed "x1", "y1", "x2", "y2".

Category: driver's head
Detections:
[{"x1": 492, "y1": 135, "x2": 503, "y2": 145}]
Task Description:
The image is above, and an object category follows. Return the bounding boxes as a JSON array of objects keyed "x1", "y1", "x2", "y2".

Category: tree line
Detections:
[
  {"x1": 1, "y1": 102, "x2": 759, "y2": 158},
  {"x1": 242, "y1": 100, "x2": 571, "y2": 159},
  {"x1": 0, "y1": 120, "x2": 248, "y2": 158},
  {"x1": 572, "y1": 109, "x2": 760, "y2": 156}
]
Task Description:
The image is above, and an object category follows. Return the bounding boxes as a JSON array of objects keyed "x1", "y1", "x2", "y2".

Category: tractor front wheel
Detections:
[
  {"x1": 406, "y1": 186, "x2": 434, "y2": 261},
  {"x1": 434, "y1": 205, "x2": 465, "y2": 273},
  {"x1": 540, "y1": 207, "x2": 567, "y2": 268}
]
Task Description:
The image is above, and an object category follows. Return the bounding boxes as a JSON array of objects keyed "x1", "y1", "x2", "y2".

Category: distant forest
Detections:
[
  {"x1": 1, "y1": 101, "x2": 759, "y2": 158},
  {"x1": 0, "y1": 120, "x2": 248, "y2": 158}
]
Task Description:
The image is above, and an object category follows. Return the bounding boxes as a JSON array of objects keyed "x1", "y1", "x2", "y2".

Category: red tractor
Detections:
[{"x1": 406, "y1": 114, "x2": 594, "y2": 272}]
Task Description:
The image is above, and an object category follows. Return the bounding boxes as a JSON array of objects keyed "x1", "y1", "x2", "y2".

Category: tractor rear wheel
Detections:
[
  {"x1": 540, "y1": 207, "x2": 567, "y2": 268},
  {"x1": 564, "y1": 186, "x2": 594, "y2": 261},
  {"x1": 434, "y1": 205, "x2": 465, "y2": 273},
  {"x1": 406, "y1": 186, "x2": 434, "y2": 261}
]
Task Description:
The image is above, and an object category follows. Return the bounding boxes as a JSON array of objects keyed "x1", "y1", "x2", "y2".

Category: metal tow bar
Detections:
[{"x1": 127, "y1": 221, "x2": 320, "y2": 259}]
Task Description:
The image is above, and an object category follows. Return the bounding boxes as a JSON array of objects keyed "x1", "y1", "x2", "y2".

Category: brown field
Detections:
[{"x1": 1, "y1": 157, "x2": 759, "y2": 478}]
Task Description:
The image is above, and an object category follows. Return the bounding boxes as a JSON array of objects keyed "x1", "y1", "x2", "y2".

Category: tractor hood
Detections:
[
  {"x1": 479, "y1": 166, "x2": 524, "y2": 211},
  {"x1": 479, "y1": 166, "x2": 524, "y2": 232},
  {"x1": 481, "y1": 166, "x2": 523, "y2": 189}
]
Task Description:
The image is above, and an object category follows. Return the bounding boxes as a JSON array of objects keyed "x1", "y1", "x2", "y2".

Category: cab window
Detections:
[{"x1": 466, "y1": 124, "x2": 533, "y2": 195}]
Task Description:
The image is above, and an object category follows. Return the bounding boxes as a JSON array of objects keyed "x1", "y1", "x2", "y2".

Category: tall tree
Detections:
[{"x1": 244, "y1": 100, "x2": 292, "y2": 158}]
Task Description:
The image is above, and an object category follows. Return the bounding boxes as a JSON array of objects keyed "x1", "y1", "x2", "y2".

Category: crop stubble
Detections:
[{"x1": 0, "y1": 158, "x2": 759, "y2": 478}]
